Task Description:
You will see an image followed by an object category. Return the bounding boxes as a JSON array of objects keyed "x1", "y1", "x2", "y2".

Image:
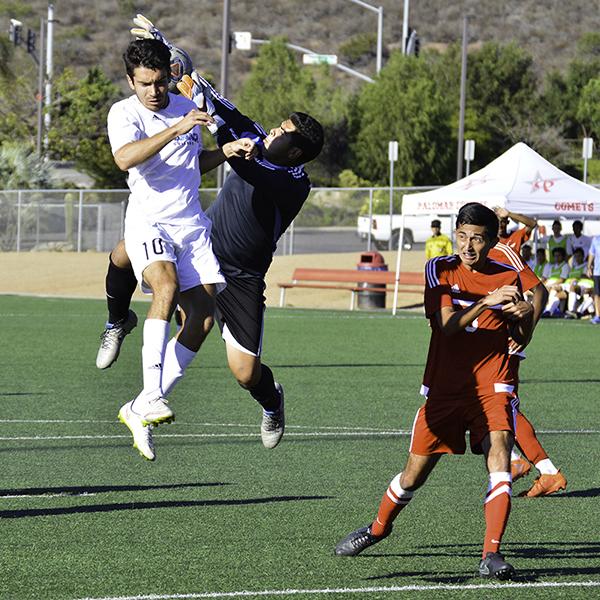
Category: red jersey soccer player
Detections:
[
  {"x1": 335, "y1": 203, "x2": 534, "y2": 580},
  {"x1": 489, "y1": 242, "x2": 567, "y2": 497}
]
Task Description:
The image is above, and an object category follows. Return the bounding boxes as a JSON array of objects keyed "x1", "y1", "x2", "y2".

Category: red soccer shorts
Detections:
[{"x1": 409, "y1": 387, "x2": 519, "y2": 455}]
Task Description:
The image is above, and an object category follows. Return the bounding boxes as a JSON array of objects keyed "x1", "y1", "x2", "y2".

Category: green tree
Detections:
[
  {"x1": 577, "y1": 78, "x2": 600, "y2": 139},
  {"x1": 47, "y1": 67, "x2": 125, "y2": 188},
  {"x1": 463, "y1": 42, "x2": 539, "y2": 168},
  {"x1": 0, "y1": 141, "x2": 51, "y2": 188},
  {"x1": 238, "y1": 39, "x2": 353, "y2": 186},
  {"x1": 540, "y1": 32, "x2": 600, "y2": 140},
  {"x1": 351, "y1": 50, "x2": 453, "y2": 185},
  {"x1": 238, "y1": 38, "x2": 315, "y2": 131}
]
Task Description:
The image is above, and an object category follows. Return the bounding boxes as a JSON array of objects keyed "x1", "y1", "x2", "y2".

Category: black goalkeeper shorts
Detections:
[{"x1": 215, "y1": 274, "x2": 266, "y2": 356}]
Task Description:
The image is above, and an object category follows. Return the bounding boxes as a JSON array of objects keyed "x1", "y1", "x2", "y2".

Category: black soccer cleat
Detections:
[
  {"x1": 478, "y1": 552, "x2": 516, "y2": 580},
  {"x1": 334, "y1": 525, "x2": 390, "y2": 556}
]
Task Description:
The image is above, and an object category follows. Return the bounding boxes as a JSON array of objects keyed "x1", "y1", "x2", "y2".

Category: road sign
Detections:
[
  {"x1": 582, "y1": 137, "x2": 594, "y2": 159},
  {"x1": 465, "y1": 139, "x2": 475, "y2": 161},
  {"x1": 302, "y1": 53, "x2": 337, "y2": 65},
  {"x1": 388, "y1": 140, "x2": 398, "y2": 162},
  {"x1": 233, "y1": 31, "x2": 252, "y2": 51}
]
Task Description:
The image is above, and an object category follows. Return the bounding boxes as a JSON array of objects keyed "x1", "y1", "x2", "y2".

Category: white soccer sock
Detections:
[
  {"x1": 546, "y1": 291, "x2": 560, "y2": 313},
  {"x1": 487, "y1": 471, "x2": 512, "y2": 494},
  {"x1": 535, "y1": 458, "x2": 559, "y2": 475},
  {"x1": 511, "y1": 449, "x2": 522, "y2": 461},
  {"x1": 388, "y1": 473, "x2": 414, "y2": 502},
  {"x1": 567, "y1": 291, "x2": 580, "y2": 312},
  {"x1": 578, "y1": 296, "x2": 594, "y2": 315},
  {"x1": 140, "y1": 319, "x2": 170, "y2": 400},
  {"x1": 161, "y1": 338, "x2": 197, "y2": 397}
]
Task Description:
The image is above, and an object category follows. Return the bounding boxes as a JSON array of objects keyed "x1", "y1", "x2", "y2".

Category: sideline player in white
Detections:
[{"x1": 108, "y1": 38, "x2": 254, "y2": 460}]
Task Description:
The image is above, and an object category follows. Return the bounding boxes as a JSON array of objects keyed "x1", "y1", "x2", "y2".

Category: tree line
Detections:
[{"x1": 1, "y1": 33, "x2": 599, "y2": 189}]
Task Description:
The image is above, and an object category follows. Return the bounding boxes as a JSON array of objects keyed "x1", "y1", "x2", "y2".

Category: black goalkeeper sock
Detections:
[
  {"x1": 248, "y1": 364, "x2": 280, "y2": 412},
  {"x1": 106, "y1": 255, "x2": 137, "y2": 324}
]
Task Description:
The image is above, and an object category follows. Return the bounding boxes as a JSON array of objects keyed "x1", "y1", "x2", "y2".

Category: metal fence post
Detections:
[
  {"x1": 367, "y1": 188, "x2": 373, "y2": 251},
  {"x1": 16, "y1": 190, "x2": 22, "y2": 252},
  {"x1": 77, "y1": 189, "x2": 83, "y2": 252},
  {"x1": 289, "y1": 220, "x2": 295, "y2": 255},
  {"x1": 96, "y1": 203, "x2": 103, "y2": 251}
]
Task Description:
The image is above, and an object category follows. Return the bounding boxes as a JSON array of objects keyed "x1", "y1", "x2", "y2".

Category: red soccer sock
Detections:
[
  {"x1": 371, "y1": 473, "x2": 413, "y2": 537},
  {"x1": 482, "y1": 472, "x2": 512, "y2": 556},
  {"x1": 515, "y1": 411, "x2": 548, "y2": 465}
]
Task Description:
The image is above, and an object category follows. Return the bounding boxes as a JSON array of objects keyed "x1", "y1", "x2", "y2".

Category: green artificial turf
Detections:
[{"x1": 0, "y1": 295, "x2": 598, "y2": 600}]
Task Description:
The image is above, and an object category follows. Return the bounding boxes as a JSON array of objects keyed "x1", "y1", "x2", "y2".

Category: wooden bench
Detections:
[{"x1": 278, "y1": 268, "x2": 425, "y2": 310}]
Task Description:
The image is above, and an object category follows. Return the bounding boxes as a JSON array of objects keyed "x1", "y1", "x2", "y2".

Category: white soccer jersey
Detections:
[{"x1": 107, "y1": 93, "x2": 204, "y2": 225}]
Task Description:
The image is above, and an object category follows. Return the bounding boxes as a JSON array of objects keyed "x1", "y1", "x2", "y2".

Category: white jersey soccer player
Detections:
[
  {"x1": 106, "y1": 39, "x2": 253, "y2": 461},
  {"x1": 107, "y1": 92, "x2": 224, "y2": 292}
]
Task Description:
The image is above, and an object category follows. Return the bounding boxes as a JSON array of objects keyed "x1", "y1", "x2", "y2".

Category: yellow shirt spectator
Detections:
[{"x1": 425, "y1": 220, "x2": 453, "y2": 259}]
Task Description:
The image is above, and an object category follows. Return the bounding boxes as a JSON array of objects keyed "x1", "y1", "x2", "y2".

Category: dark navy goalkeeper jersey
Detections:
[{"x1": 204, "y1": 90, "x2": 312, "y2": 278}]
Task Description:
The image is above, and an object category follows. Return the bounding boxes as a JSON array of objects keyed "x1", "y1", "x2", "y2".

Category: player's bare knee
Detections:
[{"x1": 110, "y1": 239, "x2": 131, "y2": 269}]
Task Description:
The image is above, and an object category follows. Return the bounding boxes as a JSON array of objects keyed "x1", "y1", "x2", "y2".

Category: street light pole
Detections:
[
  {"x1": 218, "y1": 0, "x2": 231, "y2": 187},
  {"x1": 402, "y1": 0, "x2": 409, "y2": 54},
  {"x1": 456, "y1": 15, "x2": 469, "y2": 180},
  {"x1": 36, "y1": 16, "x2": 45, "y2": 157},
  {"x1": 220, "y1": 0, "x2": 230, "y2": 98},
  {"x1": 44, "y1": 3, "x2": 54, "y2": 143},
  {"x1": 348, "y1": 0, "x2": 383, "y2": 74}
]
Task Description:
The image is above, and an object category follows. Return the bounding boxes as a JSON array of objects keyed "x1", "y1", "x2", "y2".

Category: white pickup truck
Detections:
[{"x1": 357, "y1": 214, "x2": 452, "y2": 250}]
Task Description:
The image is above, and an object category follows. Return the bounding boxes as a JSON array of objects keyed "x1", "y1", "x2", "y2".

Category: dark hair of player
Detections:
[
  {"x1": 552, "y1": 246, "x2": 567, "y2": 259},
  {"x1": 288, "y1": 112, "x2": 324, "y2": 166},
  {"x1": 123, "y1": 39, "x2": 171, "y2": 80},
  {"x1": 455, "y1": 202, "x2": 499, "y2": 240}
]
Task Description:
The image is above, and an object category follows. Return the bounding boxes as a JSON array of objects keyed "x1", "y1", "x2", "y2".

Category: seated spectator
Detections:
[
  {"x1": 566, "y1": 220, "x2": 591, "y2": 259},
  {"x1": 521, "y1": 244, "x2": 535, "y2": 270},
  {"x1": 542, "y1": 246, "x2": 570, "y2": 317},
  {"x1": 542, "y1": 220, "x2": 568, "y2": 260},
  {"x1": 533, "y1": 247, "x2": 547, "y2": 279},
  {"x1": 494, "y1": 207, "x2": 537, "y2": 251},
  {"x1": 425, "y1": 219, "x2": 453, "y2": 259},
  {"x1": 563, "y1": 248, "x2": 595, "y2": 319}
]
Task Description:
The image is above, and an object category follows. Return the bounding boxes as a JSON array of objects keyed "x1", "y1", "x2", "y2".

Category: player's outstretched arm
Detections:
[
  {"x1": 494, "y1": 206, "x2": 537, "y2": 233},
  {"x1": 199, "y1": 138, "x2": 257, "y2": 174},
  {"x1": 114, "y1": 110, "x2": 214, "y2": 171}
]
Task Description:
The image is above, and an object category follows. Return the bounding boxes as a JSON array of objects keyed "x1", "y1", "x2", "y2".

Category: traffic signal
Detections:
[
  {"x1": 26, "y1": 28, "x2": 36, "y2": 53},
  {"x1": 9, "y1": 18, "x2": 23, "y2": 45}
]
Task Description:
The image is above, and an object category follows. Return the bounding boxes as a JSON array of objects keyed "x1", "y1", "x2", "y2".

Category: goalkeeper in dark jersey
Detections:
[{"x1": 96, "y1": 15, "x2": 324, "y2": 452}]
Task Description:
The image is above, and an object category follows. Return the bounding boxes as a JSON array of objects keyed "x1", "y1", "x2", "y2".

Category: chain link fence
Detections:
[{"x1": 0, "y1": 186, "x2": 436, "y2": 255}]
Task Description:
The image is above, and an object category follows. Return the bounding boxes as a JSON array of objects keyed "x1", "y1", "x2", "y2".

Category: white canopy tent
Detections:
[{"x1": 391, "y1": 142, "x2": 600, "y2": 314}]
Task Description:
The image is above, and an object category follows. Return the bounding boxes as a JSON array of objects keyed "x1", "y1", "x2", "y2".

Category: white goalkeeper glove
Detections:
[{"x1": 130, "y1": 14, "x2": 172, "y2": 48}]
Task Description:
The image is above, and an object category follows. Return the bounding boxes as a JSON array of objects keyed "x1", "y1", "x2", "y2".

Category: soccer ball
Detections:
[{"x1": 169, "y1": 46, "x2": 193, "y2": 91}]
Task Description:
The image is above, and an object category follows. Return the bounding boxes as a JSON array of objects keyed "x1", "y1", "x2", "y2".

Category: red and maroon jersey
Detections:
[
  {"x1": 422, "y1": 255, "x2": 521, "y2": 398},
  {"x1": 498, "y1": 228, "x2": 530, "y2": 253},
  {"x1": 489, "y1": 242, "x2": 541, "y2": 293}
]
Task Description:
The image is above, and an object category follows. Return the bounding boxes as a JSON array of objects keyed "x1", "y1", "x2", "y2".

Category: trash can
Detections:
[{"x1": 357, "y1": 251, "x2": 388, "y2": 309}]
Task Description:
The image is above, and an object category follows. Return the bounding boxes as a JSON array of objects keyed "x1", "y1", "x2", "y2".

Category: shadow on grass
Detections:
[
  {"x1": 0, "y1": 481, "x2": 230, "y2": 497},
  {"x1": 364, "y1": 541, "x2": 600, "y2": 583},
  {"x1": 0, "y1": 392, "x2": 46, "y2": 397},
  {"x1": 269, "y1": 363, "x2": 423, "y2": 369},
  {"x1": 0, "y1": 494, "x2": 333, "y2": 519}
]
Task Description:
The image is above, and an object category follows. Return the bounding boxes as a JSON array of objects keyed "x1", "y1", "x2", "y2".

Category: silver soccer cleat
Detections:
[
  {"x1": 261, "y1": 382, "x2": 285, "y2": 449},
  {"x1": 96, "y1": 310, "x2": 138, "y2": 369}
]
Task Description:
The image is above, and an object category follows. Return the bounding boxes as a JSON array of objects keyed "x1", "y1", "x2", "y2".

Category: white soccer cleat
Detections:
[
  {"x1": 96, "y1": 310, "x2": 138, "y2": 369},
  {"x1": 261, "y1": 382, "x2": 285, "y2": 449},
  {"x1": 132, "y1": 395, "x2": 175, "y2": 427},
  {"x1": 118, "y1": 401, "x2": 155, "y2": 461}
]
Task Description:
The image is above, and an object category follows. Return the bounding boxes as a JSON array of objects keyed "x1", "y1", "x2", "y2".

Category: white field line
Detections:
[
  {"x1": 0, "y1": 419, "x2": 597, "y2": 436},
  {"x1": 1, "y1": 428, "x2": 599, "y2": 442},
  {"x1": 73, "y1": 580, "x2": 600, "y2": 600}
]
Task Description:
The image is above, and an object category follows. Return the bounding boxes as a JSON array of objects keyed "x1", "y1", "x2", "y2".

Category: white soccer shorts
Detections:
[{"x1": 125, "y1": 215, "x2": 226, "y2": 295}]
